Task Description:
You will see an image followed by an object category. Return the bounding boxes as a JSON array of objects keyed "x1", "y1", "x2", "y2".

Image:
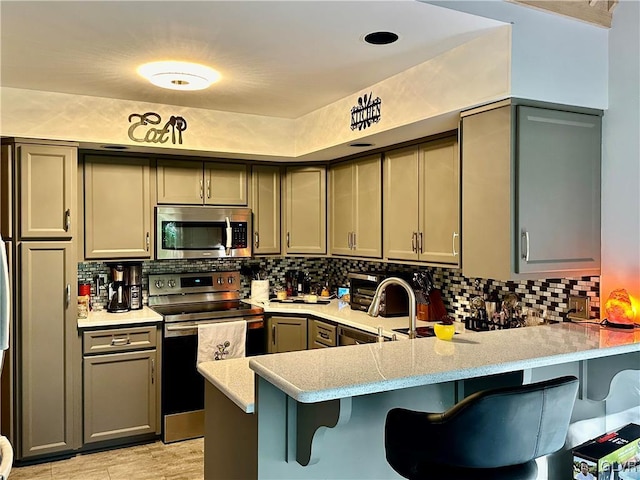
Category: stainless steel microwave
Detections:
[{"x1": 156, "y1": 206, "x2": 252, "y2": 259}]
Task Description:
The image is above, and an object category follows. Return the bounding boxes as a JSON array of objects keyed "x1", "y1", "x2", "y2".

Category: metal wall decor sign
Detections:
[
  {"x1": 128, "y1": 112, "x2": 188, "y2": 145},
  {"x1": 350, "y1": 92, "x2": 381, "y2": 131}
]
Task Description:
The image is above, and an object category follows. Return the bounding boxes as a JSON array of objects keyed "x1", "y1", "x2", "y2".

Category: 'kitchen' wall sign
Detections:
[
  {"x1": 350, "y1": 93, "x2": 381, "y2": 131},
  {"x1": 128, "y1": 112, "x2": 188, "y2": 145}
]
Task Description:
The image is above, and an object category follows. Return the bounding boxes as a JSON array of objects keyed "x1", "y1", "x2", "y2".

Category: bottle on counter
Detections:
[{"x1": 78, "y1": 283, "x2": 91, "y2": 319}]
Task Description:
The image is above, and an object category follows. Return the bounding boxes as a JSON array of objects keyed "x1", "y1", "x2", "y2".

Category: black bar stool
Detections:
[{"x1": 385, "y1": 376, "x2": 579, "y2": 480}]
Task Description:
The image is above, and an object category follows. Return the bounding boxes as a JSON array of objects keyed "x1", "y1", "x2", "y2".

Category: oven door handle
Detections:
[
  {"x1": 166, "y1": 324, "x2": 200, "y2": 332},
  {"x1": 164, "y1": 317, "x2": 264, "y2": 337}
]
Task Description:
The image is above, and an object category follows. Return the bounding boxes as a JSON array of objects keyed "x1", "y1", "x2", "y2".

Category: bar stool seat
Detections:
[{"x1": 384, "y1": 376, "x2": 579, "y2": 480}]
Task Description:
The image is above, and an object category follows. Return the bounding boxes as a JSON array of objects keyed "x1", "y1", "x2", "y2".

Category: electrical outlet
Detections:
[
  {"x1": 95, "y1": 274, "x2": 108, "y2": 290},
  {"x1": 567, "y1": 295, "x2": 590, "y2": 321}
]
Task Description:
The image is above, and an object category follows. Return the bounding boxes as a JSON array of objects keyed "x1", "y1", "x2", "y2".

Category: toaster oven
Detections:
[{"x1": 348, "y1": 272, "x2": 409, "y2": 317}]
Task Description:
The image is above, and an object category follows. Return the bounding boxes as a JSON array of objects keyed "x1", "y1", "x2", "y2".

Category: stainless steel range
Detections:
[{"x1": 148, "y1": 271, "x2": 264, "y2": 443}]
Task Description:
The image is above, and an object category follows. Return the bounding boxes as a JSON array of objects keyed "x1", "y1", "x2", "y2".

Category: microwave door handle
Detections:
[{"x1": 225, "y1": 217, "x2": 232, "y2": 253}]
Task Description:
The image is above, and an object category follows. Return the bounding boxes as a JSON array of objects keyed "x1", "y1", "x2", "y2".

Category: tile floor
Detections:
[{"x1": 9, "y1": 438, "x2": 204, "y2": 480}]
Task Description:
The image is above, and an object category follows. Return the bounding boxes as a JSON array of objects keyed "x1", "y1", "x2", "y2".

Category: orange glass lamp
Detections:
[{"x1": 603, "y1": 289, "x2": 638, "y2": 328}]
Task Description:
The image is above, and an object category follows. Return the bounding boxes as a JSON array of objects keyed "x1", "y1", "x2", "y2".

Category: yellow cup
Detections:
[{"x1": 434, "y1": 323, "x2": 455, "y2": 341}]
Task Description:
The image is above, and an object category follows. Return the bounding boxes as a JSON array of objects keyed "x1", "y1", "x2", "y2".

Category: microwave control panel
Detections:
[{"x1": 230, "y1": 222, "x2": 248, "y2": 248}]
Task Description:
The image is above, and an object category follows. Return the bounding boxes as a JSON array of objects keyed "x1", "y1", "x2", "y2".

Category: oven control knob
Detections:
[
  {"x1": 217, "y1": 277, "x2": 224, "y2": 285},
  {"x1": 155, "y1": 279, "x2": 164, "y2": 289},
  {"x1": 227, "y1": 276, "x2": 234, "y2": 284},
  {"x1": 167, "y1": 279, "x2": 176, "y2": 288}
]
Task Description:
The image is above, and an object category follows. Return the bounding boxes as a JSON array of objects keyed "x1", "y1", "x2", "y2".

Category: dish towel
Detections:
[
  {"x1": 197, "y1": 320, "x2": 247, "y2": 365},
  {"x1": 0, "y1": 435, "x2": 13, "y2": 480}
]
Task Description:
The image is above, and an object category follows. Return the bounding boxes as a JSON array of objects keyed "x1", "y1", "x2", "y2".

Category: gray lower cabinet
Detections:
[
  {"x1": 267, "y1": 316, "x2": 308, "y2": 353},
  {"x1": 18, "y1": 241, "x2": 80, "y2": 459},
  {"x1": 307, "y1": 319, "x2": 337, "y2": 349},
  {"x1": 82, "y1": 325, "x2": 160, "y2": 444}
]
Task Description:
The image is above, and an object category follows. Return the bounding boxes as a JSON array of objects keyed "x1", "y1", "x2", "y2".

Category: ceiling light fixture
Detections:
[
  {"x1": 137, "y1": 61, "x2": 221, "y2": 91},
  {"x1": 349, "y1": 142, "x2": 375, "y2": 148},
  {"x1": 363, "y1": 31, "x2": 399, "y2": 45}
]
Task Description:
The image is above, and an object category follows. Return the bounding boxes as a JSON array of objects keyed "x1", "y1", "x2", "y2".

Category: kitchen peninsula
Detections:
[{"x1": 198, "y1": 317, "x2": 640, "y2": 479}]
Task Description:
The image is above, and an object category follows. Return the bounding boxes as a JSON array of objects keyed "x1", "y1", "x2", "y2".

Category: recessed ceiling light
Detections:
[
  {"x1": 137, "y1": 61, "x2": 221, "y2": 91},
  {"x1": 363, "y1": 31, "x2": 399, "y2": 45},
  {"x1": 349, "y1": 143, "x2": 375, "y2": 148}
]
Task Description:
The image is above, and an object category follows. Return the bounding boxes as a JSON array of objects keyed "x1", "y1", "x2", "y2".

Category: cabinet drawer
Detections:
[
  {"x1": 83, "y1": 325, "x2": 157, "y2": 355},
  {"x1": 310, "y1": 319, "x2": 336, "y2": 347}
]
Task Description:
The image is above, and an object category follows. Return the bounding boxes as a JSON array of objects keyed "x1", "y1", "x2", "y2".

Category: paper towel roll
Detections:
[{"x1": 251, "y1": 280, "x2": 270, "y2": 302}]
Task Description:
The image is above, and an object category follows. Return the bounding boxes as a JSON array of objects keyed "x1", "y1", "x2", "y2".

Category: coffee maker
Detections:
[
  {"x1": 127, "y1": 263, "x2": 143, "y2": 310},
  {"x1": 107, "y1": 263, "x2": 130, "y2": 313}
]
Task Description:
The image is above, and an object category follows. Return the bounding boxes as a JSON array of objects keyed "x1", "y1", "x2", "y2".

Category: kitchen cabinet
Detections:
[
  {"x1": 157, "y1": 159, "x2": 247, "y2": 206},
  {"x1": 19, "y1": 241, "x2": 79, "y2": 459},
  {"x1": 283, "y1": 166, "x2": 326, "y2": 255},
  {"x1": 329, "y1": 155, "x2": 382, "y2": 258},
  {"x1": 83, "y1": 155, "x2": 154, "y2": 259},
  {"x1": 461, "y1": 101, "x2": 601, "y2": 280},
  {"x1": 267, "y1": 316, "x2": 308, "y2": 353},
  {"x1": 250, "y1": 165, "x2": 281, "y2": 255},
  {"x1": 384, "y1": 137, "x2": 460, "y2": 265},
  {"x1": 13, "y1": 143, "x2": 76, "y2": 239},
  {"x1": 82, "y1": 325, "x2": 161, "y2": 444},
  {"x1": 307, "y1": 318, "x2": 337, "y2": 349}
]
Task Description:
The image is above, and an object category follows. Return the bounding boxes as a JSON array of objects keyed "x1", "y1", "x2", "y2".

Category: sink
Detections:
[{"x1": 392, "y1": 326, "x2": 436, "y2": 338}]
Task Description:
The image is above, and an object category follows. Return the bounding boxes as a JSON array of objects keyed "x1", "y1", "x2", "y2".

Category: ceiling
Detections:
[{"x1": 0, "y1": 1, "x2": 505, "y2": 120}]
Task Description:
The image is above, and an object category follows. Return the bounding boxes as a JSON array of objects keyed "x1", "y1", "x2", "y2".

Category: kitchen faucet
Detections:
[{"x1": 367, "y1": 277, "x2": 417, "y2": 339}]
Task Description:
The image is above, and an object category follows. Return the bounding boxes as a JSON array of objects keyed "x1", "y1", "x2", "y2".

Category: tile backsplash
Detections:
[{"x1": 79, "y1": 257, "x2": 600, "y2": 323}]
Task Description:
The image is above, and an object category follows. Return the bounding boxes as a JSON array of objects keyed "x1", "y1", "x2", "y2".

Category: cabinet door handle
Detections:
[
  {"x1": 411, "y1": 232, "x2": 417, "y2": 253},
  {"x1": 452, "y1": 232, "x2": 459, "y2": 256},
  {"x1": 199, "y1": 179, "x2": 204, "y2": 199},
  {"x1": 206, "y1": 179, "x2": 211, "y2": 199},
  {"x1": 111, "y1": 336, "x2": 131, "y2": 346},
  {"x1": 352, "y1": 232, "x2": 356, "y2": 250},
  {"x1": 64, "y1": 209, "x2": 71, "y2": 232},
  {"x1": 254, "y1": 232, "x2": 259, "y2": 248},
  {"x1": 347, "y1": 232, "x2": 352, "y2": 249},
  {"x1": 521, "y1": 230, "x2": 530, "y2": 261},
  {"x1": 66, "y1": 284, "x2": 71, "y2": 307},
  {"x1": 272, "y1": 325, "x2": 276, "y2": 345},
  {"x1": 419, "y1": 232, "x2": 423, "y2": 254},
  {"x1": 146, "y1": 232, "x2": 150, "y2": 251},
  {"x1": 151, "y1": 359, "x2": 155, "y2": 384},
  {"x1": 286, "y1": 232, "x2": 290, "y2": 248}
]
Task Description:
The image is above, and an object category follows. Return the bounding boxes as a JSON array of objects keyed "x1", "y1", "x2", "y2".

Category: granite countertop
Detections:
[
  {"x1": 249, "y1": 322, "x2": 640, "y2": 404},
  {"x1": 77, "y1": 306, "x2": 163, "y2": 328},
  {"x1": 244, "y1": 298, "x2": 434, "y2": 339},
  {"x1": 197, "y1": 357, "x2": 255, "y2": 413}
]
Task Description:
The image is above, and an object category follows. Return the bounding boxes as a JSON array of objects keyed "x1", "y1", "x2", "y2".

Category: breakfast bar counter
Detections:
[
  {"x1": 249, "y1": 322, "x2": 640, "y2": 403},
  {"x1": 201, "y1": 322, "x2": 640, "y2": 479}
]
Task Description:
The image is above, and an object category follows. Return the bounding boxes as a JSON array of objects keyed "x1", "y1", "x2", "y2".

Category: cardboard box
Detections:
[{"x1": 572, "y1": 423, "x2": 640, "y2": 479}]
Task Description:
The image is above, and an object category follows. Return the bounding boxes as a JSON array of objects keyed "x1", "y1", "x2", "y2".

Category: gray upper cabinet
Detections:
[
  {"x1": 250, "y1": 165, "x2": 281, "y2": 255},
  {"x1": 329, "y1": 155, "x2": 382, "y2": 258},
  {"x1": 283, "y1": 166, "x2": 326, "y2": 255},
  {"x1": 384, "y1": 137, "x2": 460, "y2": 266},
  {"x1": 84, "y1": 155, "x2": 154, "y2": 260},
  {"x1": 157, "y1": 159, "x2": 248, "y2": 206},
  {"x1": 461, "y1": 101, "x2": 601, "y2": 280},
  {"x1": 18, "y1": 144, "x2": 76, "y2": 239}
]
